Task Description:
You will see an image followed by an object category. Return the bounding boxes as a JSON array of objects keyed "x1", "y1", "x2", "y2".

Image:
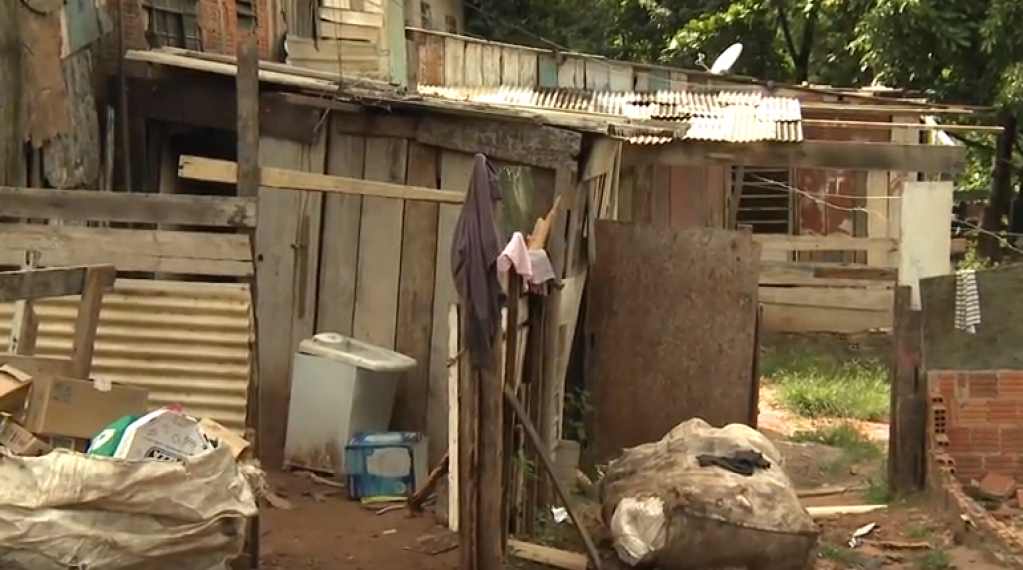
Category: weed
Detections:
[
  {"x1": 818, "y1": 544, "x2": 862, "y2": 565},
  {"x1": 904, "y1": 523, "x2": 931, "y2": 539},
  {"x1": 764, "y1": 347, "x2": 889, "y2": 422},
  {"x1": 862, "y1": 474, "x2": 894, "y2": 504},
  {"x1": 790, "y1": 423, "x2": 883, "y2": 463},
  {"x1": 918, "y1": 549, "x2": 952, "y2": 570}
]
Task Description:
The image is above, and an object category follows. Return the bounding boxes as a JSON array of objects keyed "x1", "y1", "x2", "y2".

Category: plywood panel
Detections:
[
  {"x1": 353, "y1": 137, "x2": 407, "y2": 349},
  {"x1": 463, "y1": 42, "x2": 483, "y2": 86},
  {"x1": 557, "y1": 57, "x2": 583, "y2": 89},
  {"x1": 418, "y1": 33, "x2": 445, "y2": 85},
  {"x1": 588, "y1": 222, "x2": 760, "y2": 462},
  {"x1": 518, "y1": 52, "x2": 538, "y2": 87},
  {"x1": 500, "y1": 48, "x2": 521, "y2": 86},
  {"x1": 899, "y1": 181, "x2": 953, "y2": 309},
  {"x1": 481, "y1": 44, "x2": 501, "y2": 86},
  {"x1": 443, "y1": 37, "x2": 464, "y2": 85}
]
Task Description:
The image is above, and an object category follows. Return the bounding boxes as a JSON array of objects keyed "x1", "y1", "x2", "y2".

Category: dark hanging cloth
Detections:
[
  {"x1": 451, "y1": 154, "x2": 504, "y2": 368},
  {"x1": 696, "y1": 450, "x2": 771, "y2": 477}
]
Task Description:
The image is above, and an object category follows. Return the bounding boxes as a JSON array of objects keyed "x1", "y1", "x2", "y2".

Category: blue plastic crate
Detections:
[{"x1": 344, "y1": 432, "x2": 429, "y2": 500}]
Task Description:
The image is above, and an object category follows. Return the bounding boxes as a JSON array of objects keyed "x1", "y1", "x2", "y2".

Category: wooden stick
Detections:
[
  {"x1": 508, "y1": 540, "x2": 587, "y2": 570},
  {"x1": 502, "y1": 384, "x2": 602, "y2": 570},
  {"x1": 407, "y1": 453, "x2": 449, "y2": 514}
]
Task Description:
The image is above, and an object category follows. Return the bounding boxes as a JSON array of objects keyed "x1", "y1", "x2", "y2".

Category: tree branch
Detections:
[
  {"x1": 794, "y1": 3, "x2": 820, "y2": 83},
  {"x1": 771, "y1": 0, "x2": 799, "y2": 66}
]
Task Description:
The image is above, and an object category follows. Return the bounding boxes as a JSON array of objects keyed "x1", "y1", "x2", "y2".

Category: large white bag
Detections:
[
  {"x1": 0, "y1": 446, "x2": 257, "y2": 570},
  {"x1": 600, "y1": 418, "x2": 819, "y2": 570}
]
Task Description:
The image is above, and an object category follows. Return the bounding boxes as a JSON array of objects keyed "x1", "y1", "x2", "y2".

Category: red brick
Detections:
[
  {"x1": 968, "y1": 372, "x2": 999, "y2": 398},
  {"x1": 988, "y1": 400, "x2": 1020, "y2": 423},
  {"x1": 986, "y1": 455, "x2": 1020, "y2": 476},
  {"x1": 959, "y1": 401, "x2": 990, "y2": 425},
  {"x1": 947, "y1": 426, "x2": 972, "y2": 450},
  {"x1": 972, "y1": 426, "x2": 1002, "y2": 453},
  {"x1": 979, "y1": 471, "x2": 1017, "y2": 499},
  {"x1": 932, "y1": 371, "x2": 957, "y2": 395},
  {"x1": 998, "y1": 371, "x2": 1023, "y2": 397},
  {"x1": 954, "y1": 453, "x2": 984, "y2": 481},
  {"x1": 1004, "y1": 428, "x2": 1023, "y2": 453}
]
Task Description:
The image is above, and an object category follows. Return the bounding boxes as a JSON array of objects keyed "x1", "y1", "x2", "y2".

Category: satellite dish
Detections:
[{"x1": 709, "y1": 43, "x2": 744, "y2": 74}]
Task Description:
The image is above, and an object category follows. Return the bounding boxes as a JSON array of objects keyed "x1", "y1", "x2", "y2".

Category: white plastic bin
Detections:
[{"x1": 283, "y1": 333, "x2": 416, "y2": 475}]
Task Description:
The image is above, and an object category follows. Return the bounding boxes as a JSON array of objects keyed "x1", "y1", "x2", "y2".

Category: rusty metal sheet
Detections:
[
  {"x1": 43, "y1": 49, "x2": 101, "y2": 188},
  {"x1": 0, "y1": 279, "x2": 252, "y2": 433},
  {"x1": 587, "y1": 221, "x2": 761, "y2": 462}
]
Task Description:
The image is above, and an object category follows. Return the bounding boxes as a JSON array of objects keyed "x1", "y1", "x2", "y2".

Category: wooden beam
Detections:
[
  {"x1": 758, "y1": 286, "x2": 892, "y2": 312},
  {"x1": 0, "y1": 265, "x2": 114, "y2": 303},
  {"x1": 801, "y1": 118, "x2": 1003, "y2": 134},
  {"x1": 178, "y1": 155, "x2": 466, "y2": 203},
  {"x1": 760, "y1": 262, "x2": 897, "y2": 287},
  {"x1": 69, "y1": 265, "x2": 117, "y2": 379},
  {"x1": 127, "y1": 77, "x2": 322, "y2": 145},
  {"x1": 415, "y1": 116, "x2": 582, "y2": 170},
  {"x1": 754, "y1": 234, "x2": 897, "y2": 252},
  {"x1": 630, "y1": 140, "x2": 966, "y2": 173},
  {"x1": 0, "y1": 186, "x2": 256, "y2": 227},
  {"x1": 236, "y1": 30, "x2": 260, "y2": 199}
]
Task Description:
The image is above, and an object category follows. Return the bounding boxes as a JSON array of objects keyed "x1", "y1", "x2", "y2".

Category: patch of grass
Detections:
[
  {"x1": 764, "y1": 347, "x2": 890, "y2": 422},
  {"x1": 791, "y1": 423, "x2": 883, "y2": 462},
  {"x1": 818, "y1": 544, "x2": 862, "y2": 565},
  {"x1": 904, "y1": 523, "x2": 931, "y2": 540},
  {"x1": 863, "y1": 474, "x2": 894, "y2": 504},
  {"x1": 918, "y1": 549, "x2": 952, "y2": 570}
]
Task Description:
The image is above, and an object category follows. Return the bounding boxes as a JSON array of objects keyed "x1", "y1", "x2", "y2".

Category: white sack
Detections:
[{"x1": 0, "y1": 446, "x2": 257, "y2": 570}]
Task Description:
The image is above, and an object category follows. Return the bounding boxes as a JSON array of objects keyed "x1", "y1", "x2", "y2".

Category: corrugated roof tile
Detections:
[{"x1": 417, "y1": 85, "x2": 802, "y2": 143}]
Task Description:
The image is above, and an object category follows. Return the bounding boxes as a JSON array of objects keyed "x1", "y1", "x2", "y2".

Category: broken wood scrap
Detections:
[
  {"x1": 508, "y1": 539, "x2": 587, "y2": 570},
  {"x1": 806, "y1": 504, "x2": 887, "y2": 518},
  {"x1": 407, "y1": 453, "x2": 450, "y2": 514}
]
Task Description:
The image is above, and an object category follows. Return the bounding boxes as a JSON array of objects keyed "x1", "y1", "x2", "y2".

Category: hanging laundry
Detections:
[
  {"x1": 497, "y1": 231, "x2": 556, "y2": 293},
  {"x1": 954, "y1": 269, "x2": 981, "y2": 334}
]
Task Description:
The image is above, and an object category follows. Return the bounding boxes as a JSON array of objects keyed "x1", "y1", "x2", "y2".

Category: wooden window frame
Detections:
[{"x1": 142, "y1": 0, "x2": 201, "y2": 50}]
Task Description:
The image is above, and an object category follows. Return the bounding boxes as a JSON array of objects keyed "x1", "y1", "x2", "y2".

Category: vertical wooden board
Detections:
[
  {"x1": 617, "y1": 167, "x2": 634, "y2": 222},
  {"x1": 444, "y1": 37, "x2": 464, "y2": 85},
  {"x1": 353, "y1": 137, "x2": 408, "y2": 350},
  {"x1": 670, "y1": 70, "x2": 687, "y2": 88},
  {"x1": 428, "y1": 151, "x2": 474, "y2": 462},
  {"x1": 255, "y1": 136, "x2": 304, "y2": 469},
  {"x1": 649, "y1": 69, "x2": 670, "y2": 91},
  {"x1": 585, "y1": 59, "x2": 610, "y2": 91},
  {"x1": 292, "y1": 134, "x2": 327, "y2": 352},
  {"x1": 393, "y1": 142, "x2": 440, "y2": 434},
  {"x1": 651, "y1": 166, "x2": 671, "y2": 226},
  {"x1": 446, "y1": 303, "x2": 460, "y2": 531},
  {"x1": 538, "y1": 55, "x2": 558, "y2": 88},
  {"x1": 464, "y1": 42, "x2": 483, "y2": 86},
  {"x1": 609, "y1": 63, "x2": 633, "y2": 91},
  {"x1": 631, "y1": 165, "x2": 653, "y2": 225},
  {"x1": 634, "y1": 70, "x2": 650, "y2": 92},
  {"x1": 419, "y1": 33, "x2": 446, "y2": 86},
  {"x1": 518, "y1": 53, "x2": 538, "y2": 87},
  {"x1": 865, "y1": 169, "x2": 889, "y2": 267},
  {"x1": 558, "y1": 57, "x2": 583, "y2": 89},
  {"x1": 481, "y1": 44, "x2": 501, "y2": 86},
  {"x1": 500, "y1": 48, "x2": 521, "y2": 86},
  {"x1": 318, "y1": 127, "x2": 366, "y2": 336},
  {"x1": 889, "y1": 114, "x2": 918, "y2": 267}
]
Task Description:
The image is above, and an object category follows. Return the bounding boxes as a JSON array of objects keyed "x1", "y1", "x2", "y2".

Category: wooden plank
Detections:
[
  {"x1": 284, "y1": 36, "x2": 387, "y2": 76},
  {"x1": 758, "y1": 286, "x2": 892, "y2": 312},
  {"x1": 865, "y1": 166, "x2": 890, "y2": 267},
  {"x1": 0, "y1": 187, "x2": 256, "y2": 227},
  {"x1": 608, "y1": 63, "x2": 633, "y2": 91},
  {"x1": 317, "y1": 129, "x2": 365, "y2": 336},
  {"x1": 755, "y1": 234, "x2": 897, "y2": 252},
  {"x1": 481, "y1": 44, "x2": 501, "y2": 86},
  {"x1": 508, "y1": 540, "x2": 586, "y2": 570},
  {"x1": 463, "y1": 41, "x2": 483, "y2": 86},
  {"x1": 352, "y1": 137, "x2": 407, "y2": 349},
  {"x1": 178, "y1": 155, "x2": 464, "y2": 203},
  {"x1": 898, "y1": 181, "x2": 953, "y2": 309},
  {"x1": 319, "y1": 20, "x2": 380, "y2": 42},
  {"x1": 69, "y1": 265, "x2": 116, "y2": 379},
  {"x1": 430, "y1": 151, "x2": 473, "y2": 463},
  {"x1": 446, "y1": 304, "x2": 460, "y2": 530},
  {"x1": 518, "y1": 52, "x2": 538, "y2": 86},
  {"x1": 888, "y1": 286, "x2": 925, "y2": 495},
  {"x1": 418, "y1": 33, "x2": 445, "y2": 85},
  {"x1": 500, "y1": 48, "x2": 521, "y2": 86},
  {"x1": 760, "y1": 262, "x2": 896, "y2": 287},
  {"x1": 0, "y1": 355, "x2": 73, "y2": 377},
  {"x1": 0, "y1": 265, "x2": 113, "y2": 303},
  {"x1": 0, "y1": 224, "x2": 251, "y2": 262},
  {"x1": 443, "y1": 36, "x2": 464, "y2": 85},
  {"x1": 415, "y1": 117, "x2": 581, "y2": 171},
  {"x1": 318, "y1": 7, "x2": 383, "y2": 26},
  {"x1": 631, "y1": 141, "x2": 967, "y2": 173},
  {"x1": 537, "y1": 54, "x2": 557, "y2": 87},
  {"x1": 236, "y1": 31, "x2": 260, "y2": 199},
  {"x1": 557, "y1": 56, "x2": 583, "y2": 89},
  {"x1": 585, "y1": 59, "x2": 610, "y2": 90},
  {"x1": 394, "y1": 142, "x2": 440, "y2": 437},
  {"x1": 254, "y1": 136, "x2": 312, "y2": 469},
  {"x1": 761, "y1": 304, "x2": 890, "y2": 333}
]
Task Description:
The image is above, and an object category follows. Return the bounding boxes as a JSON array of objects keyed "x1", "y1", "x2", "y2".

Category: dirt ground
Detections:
[{"x1": 256, "y1": 377, "x2": 1008, "y2": 570}]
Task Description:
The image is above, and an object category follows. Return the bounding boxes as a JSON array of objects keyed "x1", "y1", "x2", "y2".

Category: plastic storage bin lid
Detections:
[{"x1": 298, "y1": 333, "x2": 417, "y2": 372}]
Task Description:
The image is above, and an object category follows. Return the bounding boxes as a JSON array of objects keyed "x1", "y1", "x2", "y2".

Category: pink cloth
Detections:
[{"x1": 497, "y1": 231, "x2": 533, "y2": 281}]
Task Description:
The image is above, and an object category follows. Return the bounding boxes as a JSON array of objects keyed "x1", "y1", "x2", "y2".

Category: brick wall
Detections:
[
  {"x1": 929, "y1": 370, "x2": 1023, "y2": 482},
  {"x1": 108, "y1": 0, "x2": 273, "y2": 62}
]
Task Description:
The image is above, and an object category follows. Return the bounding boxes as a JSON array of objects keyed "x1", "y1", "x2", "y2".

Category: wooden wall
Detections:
[
  {"x1": 282, "y1": 0, "x2": 399, "y2": 81},
  {"x1": 251, "y1": 111, "x2": 581, "y2": 468}
]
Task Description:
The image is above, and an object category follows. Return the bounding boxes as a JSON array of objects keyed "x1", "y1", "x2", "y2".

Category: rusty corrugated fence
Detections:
[{"x1": 0, "y1": 279, "x2": 252, "y2": 433}]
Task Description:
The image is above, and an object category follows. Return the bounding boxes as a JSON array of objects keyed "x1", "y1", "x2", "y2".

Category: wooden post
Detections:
[
  {"x1": 236, "y1": 23, "x2": 260, "y2": 199},
  {"x1": 70, "y1": 266, "x2": 116, "y2": 379},
  {"x1": 0, "y1": 0, "x2": 23, "y2": 188},
  {"x1": 888, "y1": 285, "x2": 925, "y2": 495},
  {"x1": 457, "y1": 330, "x2": 479, "y2": 570}
]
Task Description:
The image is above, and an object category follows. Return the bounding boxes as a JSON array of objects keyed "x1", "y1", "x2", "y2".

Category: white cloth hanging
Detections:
[{"x1": 954, "y1": 269, "x2": 981, "y2": 334}]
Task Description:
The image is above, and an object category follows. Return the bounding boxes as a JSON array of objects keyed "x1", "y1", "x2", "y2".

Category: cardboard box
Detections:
[
  {"x1": 199, "y1": 418, "x2": 251, "y2": 460},
  {"x1": 24, "y1": 376, "x2": 149, "y2": 439},
  {"x1": 0, "y1": 415, "x2": 51, "y2": 456},
  {"x1": 0, "y1": 365, "x2": 32, "y2": 418}
]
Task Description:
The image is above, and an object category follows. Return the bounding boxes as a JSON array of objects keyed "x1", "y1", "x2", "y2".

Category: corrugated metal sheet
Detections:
[
  {"x1": 418, "y1": 84, "x2": 803, "y2": 143},
  {"x1": 0, "y1": 279, "x2": 252, "y2": 433}
]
